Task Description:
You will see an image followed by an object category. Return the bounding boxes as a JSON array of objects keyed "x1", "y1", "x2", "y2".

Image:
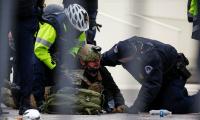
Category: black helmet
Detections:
[{"x1": 43, "y1": 4, "x2": 64, "y2": 16}]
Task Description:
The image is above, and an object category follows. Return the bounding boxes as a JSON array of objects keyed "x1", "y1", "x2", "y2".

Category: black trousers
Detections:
[
  {"x1": 150, "y1": 75, "x2": 200, "y2": 113},
  {"x1": 13, "y1": 16, "x2": 38, "y2": 109}
]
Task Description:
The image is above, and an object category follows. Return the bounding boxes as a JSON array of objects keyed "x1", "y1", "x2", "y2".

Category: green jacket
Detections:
[{"x1": 189, "y1": 0, "x2": 198, "y2": 16}]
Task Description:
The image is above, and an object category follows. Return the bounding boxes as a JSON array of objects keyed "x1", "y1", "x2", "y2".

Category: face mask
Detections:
[{"x1": 85, "y1": 67, "x2": 99, "y2": 77}]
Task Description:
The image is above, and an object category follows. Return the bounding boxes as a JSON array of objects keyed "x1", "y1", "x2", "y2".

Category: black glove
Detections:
[
  {"x1": 86, "y1": 20, "x2": 102, "y2": 45},
  {"x1": 86, "y1": 29, "x2": 97, "y2": 45}
]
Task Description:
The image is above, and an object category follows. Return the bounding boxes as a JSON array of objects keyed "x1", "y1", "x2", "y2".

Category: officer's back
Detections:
[
  {"x1": 102, "y1": 36, "x2": 179, "y2": 83},
  {"x1": 128, "y1": 36, "x2": 178, "y2": 67}
]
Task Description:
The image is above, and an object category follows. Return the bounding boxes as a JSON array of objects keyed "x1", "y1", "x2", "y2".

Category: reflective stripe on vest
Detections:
[{"x1": 36, "y1": 38, "x2": 53, "y2": 48}]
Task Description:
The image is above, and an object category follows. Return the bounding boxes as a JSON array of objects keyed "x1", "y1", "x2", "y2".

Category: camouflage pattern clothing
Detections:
[
  {"x1": 41, "y1": 87, "x2": 102, "y2": 115},
  {"x1": 81, "y1": 67, "x2": 125, "y2": 113}
]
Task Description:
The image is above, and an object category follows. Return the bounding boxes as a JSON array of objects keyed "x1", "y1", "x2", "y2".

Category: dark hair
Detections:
[{"x1": 117, "y1": 41, "x2": 136, "y2": 59}]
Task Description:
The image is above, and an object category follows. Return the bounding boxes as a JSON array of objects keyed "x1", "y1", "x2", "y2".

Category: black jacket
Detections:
[{"x1": 101, "y1": 36, "x2": 180, "y2": 112}]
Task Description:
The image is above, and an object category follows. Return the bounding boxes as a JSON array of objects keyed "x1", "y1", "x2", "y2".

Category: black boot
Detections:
[{"x1": 19, "y1": 106, "x2": 29, "y2": 115}]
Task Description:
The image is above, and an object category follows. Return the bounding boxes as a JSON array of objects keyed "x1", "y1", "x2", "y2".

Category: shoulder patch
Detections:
[
  {"x1": 113, "y1": 45, "x2": 118, "y2": 53},
  {"x1": 145, "y1": 65, "x2": 153, "y2": 74}
]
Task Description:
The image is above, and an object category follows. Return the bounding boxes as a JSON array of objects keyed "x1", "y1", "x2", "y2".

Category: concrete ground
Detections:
[
  {"x1": 1, "y1": 108, "x2": 200, "y2": 120},
  {"x1": 1, "y1": 88, "x2": 200, "y2": 120}
]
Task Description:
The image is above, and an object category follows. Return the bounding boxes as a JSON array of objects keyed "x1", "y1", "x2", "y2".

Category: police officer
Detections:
[
  {"x1": 78, "y1": 44, "x2": 125, "y2": 113},
  {"x1": 101, "y1": 36, "x2": 200, "y2": 114},
  {"x1": 63, "y1": 0, "x2": 100, "y2": 45},
  {"x1": 34, "y1": 4, "x2": 89, "y2": 92}
]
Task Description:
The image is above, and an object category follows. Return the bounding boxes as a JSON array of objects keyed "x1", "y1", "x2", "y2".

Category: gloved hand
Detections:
[
  {"x1": 112, "y1": 105, "x2": 128, "y2": 113},
  {"x1": 86, "y1": 20, "x2": 102, "y2": 45},
  {"x1": 86, "y1": 29, "x2": 97, "y2": 45}
]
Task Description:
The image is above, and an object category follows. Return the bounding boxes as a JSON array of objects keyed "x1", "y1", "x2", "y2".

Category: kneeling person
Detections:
[{"x1": 78, "y1": 44, "x2": 126, "y2": 113}]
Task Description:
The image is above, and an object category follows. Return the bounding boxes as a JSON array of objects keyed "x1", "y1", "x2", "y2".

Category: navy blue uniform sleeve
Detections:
[
  {"x1": 101, "y1": 45, "x2": 121, "y2": 66},
  {"x1": 130, "y1": 51, "x2": 163, "y2": 113},
  {"x1": 101, "y1": 67, "x2": 125, "y2": 107}
]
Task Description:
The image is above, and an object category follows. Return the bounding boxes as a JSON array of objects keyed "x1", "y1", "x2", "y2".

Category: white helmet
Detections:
[
  {"x1": 22, "y1": 109, "x2": 41, "y2": 120},
  {"x1": 65, "y1": 4, "x2": 89, "y2": 31}
]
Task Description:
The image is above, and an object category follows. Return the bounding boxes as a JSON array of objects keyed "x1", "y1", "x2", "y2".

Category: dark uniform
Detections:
[
  {"x1": 81, "y1": 67, "x2": 125, "y2": 112},
  {"x1": 12, "y1": 0, "x2": 41, "y2": 115},
  {"x1": 101, "y1": 36, "x2": 200, "y2": 114},
  {"x1": 63, "y1": 0, "x2": 99, "y2": 45}
]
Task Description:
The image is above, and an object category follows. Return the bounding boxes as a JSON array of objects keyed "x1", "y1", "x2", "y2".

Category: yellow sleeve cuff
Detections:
[{"x1": 43, "y1": 59, "x2": 56, "y2": 70}]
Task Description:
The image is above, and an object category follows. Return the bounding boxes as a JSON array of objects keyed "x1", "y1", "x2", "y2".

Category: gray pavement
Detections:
[
  {"x1": 1, "y1": 108, "x2": 200, "y2": 120},
  {"x1": 1, "y1": 89, "x2": 200, "y2": 120}
]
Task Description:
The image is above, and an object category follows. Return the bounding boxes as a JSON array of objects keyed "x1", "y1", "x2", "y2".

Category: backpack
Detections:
[{"x1": 41, "y1": 87, "x2": 102, "y2": 115}]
